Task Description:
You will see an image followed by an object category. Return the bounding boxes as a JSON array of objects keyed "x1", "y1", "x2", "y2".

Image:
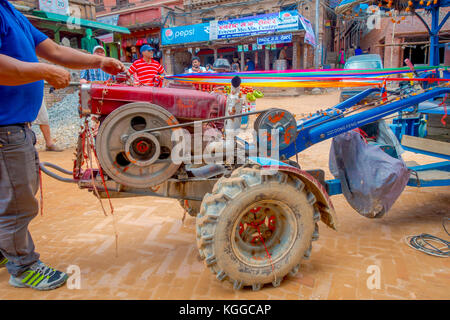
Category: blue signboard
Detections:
[
  {"x1": 97, "y1": 14, "x2": 120, "y2": 26},
  {"x1": 161, "y1": 23, "x2": 210, "y2": 45},
  {"x1": 257, "y1": 33, "x2": 292, "y2": 46},
  {"x1": 214, "y1": 10, "x2": 300, "y2": 40}
]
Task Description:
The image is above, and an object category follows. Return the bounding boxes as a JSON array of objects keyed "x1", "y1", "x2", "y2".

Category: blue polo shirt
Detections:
[{"x1": 0, "y1": 0, "x2": 48, "y2": 125}]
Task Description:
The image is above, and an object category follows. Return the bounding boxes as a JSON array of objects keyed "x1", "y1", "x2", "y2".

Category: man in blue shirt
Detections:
[
  {"x1": 244, "y1": 58, "x2": 255, "y2": 71},
  {"x1": 0, "y1": 0, "x2": 124, "y2": 290}
]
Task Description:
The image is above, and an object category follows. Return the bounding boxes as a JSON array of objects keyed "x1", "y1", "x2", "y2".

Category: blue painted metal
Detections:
[
  {"x1": 279, "y1": 87, "x2": 450, "y2": 159},
  {"x1": 407, "y1": 161, "x2": 450, "y2": 172},
  {"x1": 430, "y1": 7, "x2": 440, "y2": 67},
  {"x1": 408, "y1": 179, "x2": 450, "y2": 187},
  {"x1": 325, "y1": 179, "x2": 342, "y2": 196},
  {"x1": 402, "y1": 145, "x2": 450, "y2": 160}
]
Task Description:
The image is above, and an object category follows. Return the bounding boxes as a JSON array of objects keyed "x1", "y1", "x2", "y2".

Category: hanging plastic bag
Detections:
[{"x1": 329, "y1": 130, "x2": 410, "y2": 218}]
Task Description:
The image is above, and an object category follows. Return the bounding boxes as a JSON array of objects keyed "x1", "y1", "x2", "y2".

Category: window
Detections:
[
  {"x1": 281, "y1": 3, "x2": 297, "y2": 11},
  {"x1": 202, "y1": 17, "x2": 215, "y2": 23},
  {"x1": 116, "y1": 0, "x2": 129, "y2": 6},
  {"x1": 94, "y1": 0, "x2": 105, "y2": 12}
]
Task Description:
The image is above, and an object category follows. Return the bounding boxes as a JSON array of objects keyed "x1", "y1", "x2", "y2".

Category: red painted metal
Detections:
[{"x1": 87, "y1": 83, "x2": 227, "y2": 122}]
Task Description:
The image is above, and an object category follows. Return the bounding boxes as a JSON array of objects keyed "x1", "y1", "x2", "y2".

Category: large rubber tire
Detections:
[{"x1": 196, "y1": 166, "x2": 320, "y2": 290}]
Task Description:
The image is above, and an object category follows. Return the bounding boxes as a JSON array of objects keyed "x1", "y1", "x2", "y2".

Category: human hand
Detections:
[
  {"x1": 100, "y1": 57, "x2": 125, "y2": 75},
  {"x1": 43, "y1": 64, "x2": 71, "y2": 89},
  {"x1": 80, "y1": 79, "x2": 88, "y2": 84}
]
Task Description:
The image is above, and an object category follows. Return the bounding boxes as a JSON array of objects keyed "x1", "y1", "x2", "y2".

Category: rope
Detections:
[{"x1": 83, "y1": 117, "x2": 119, "y2": 257}]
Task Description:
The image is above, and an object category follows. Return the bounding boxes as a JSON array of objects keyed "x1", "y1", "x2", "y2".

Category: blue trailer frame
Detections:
[{"x1": 247, "y1": 82, "x2": 450, "y2": 194}]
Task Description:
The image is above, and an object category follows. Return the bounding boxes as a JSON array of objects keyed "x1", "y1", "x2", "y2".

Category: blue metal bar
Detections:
[
  {"x1": 295, "y1": 88, "x2": 381, "y2": 129},
  {"x1": 430, "y1": 6, "x2": 440, "y2": 66},
  {"x1": 402, "y1": 145, "x2": 450, "y2": 160},
  {"x1": 407, "y1": 161, "x2": 450, "y2": 172},
  {"x1": 332, "y1": 88, "x2": 382, "y2": 111},
  {"x1": 438, "y1": 11, "x2": 450, "y2": 33},
  {"x1": 408, "y1": 178, "x2": 450, "y2": 187},
  {"x1": 309, "y1": 88, "x2": 450, "y2": 145},
  {"x1": 280, "y1": 87, "x2": 450, "y2": 159}
]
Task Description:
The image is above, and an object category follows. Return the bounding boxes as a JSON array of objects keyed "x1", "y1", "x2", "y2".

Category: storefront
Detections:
[
  {"x1": 97, "y1": 6, "x2": 163, "y2": 64},
  {"x1": 24, "y1": 9, "x2": 130, "y2": 56},
  {"x1": 161, "y1": 10, "x2": 316, "y2": 75}
]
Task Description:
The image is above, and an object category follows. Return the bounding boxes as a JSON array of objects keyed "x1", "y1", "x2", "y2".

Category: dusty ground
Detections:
[{"x1": 1, "y1": 90, "x2": 448, "y2": 300}]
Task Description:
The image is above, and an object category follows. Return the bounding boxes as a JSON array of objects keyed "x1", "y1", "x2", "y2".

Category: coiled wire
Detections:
[{"x1": 405, "y1": 218, "x2": 450, "y2": 258}]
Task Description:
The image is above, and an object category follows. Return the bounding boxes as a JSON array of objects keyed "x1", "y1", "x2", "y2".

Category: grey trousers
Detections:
[{"x1": 0, "y1": 125, "x2": 40, "y2": 276}]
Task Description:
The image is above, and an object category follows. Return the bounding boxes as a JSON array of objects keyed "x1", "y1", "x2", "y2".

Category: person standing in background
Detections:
[
  {"x1": 338, "y1": 48, "x2": 346, "y2": 68},
  {"x1": 244, "y1": 58, "x2": 255, "y2": 71},
  {"x1": 33, "y1": 98, "x2": 62, "y2": 151}
]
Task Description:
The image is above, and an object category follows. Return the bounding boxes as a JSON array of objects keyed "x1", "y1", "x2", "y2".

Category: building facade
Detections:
[
  {"x1": 95, "y1": 0, "x2": 183, "y2": 62},
  {"x1": 160, "y1": 0, "x2": 331, "y2": 74},
  {"x1": 336, "y1": 8, "x2": 450, "y2": 68}
]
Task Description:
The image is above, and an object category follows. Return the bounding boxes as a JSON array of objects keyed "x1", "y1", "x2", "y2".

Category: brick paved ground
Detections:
[{"x1": 0, "y1": 91, "x2": 448, "y2": 299}]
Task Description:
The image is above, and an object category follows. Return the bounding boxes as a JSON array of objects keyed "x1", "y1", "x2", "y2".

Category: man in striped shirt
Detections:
[{"x1": 127, "y1": 45, "x2": 164, "y2": 87}]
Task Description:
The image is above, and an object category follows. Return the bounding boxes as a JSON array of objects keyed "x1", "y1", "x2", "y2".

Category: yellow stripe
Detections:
[
  {"x1": 32, "y1": 274, "x2": 45, "y2": 287},
  {"x1": 27, "y1": 273, "x2": 41, "y2": 285},
  {"x1": 21, "y1": 271, "x2": 35, "y2": 283}
]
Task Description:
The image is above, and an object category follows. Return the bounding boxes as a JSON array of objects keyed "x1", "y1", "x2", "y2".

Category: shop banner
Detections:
[
  {"x1": 39, "y1": 0, "x2": 69, "y2": 16},
  {"x1": 97, "y1": 14, "x2": 120, "y2": 26},
  {"x1": 96, "y1": 33, "x2": 114, "y2": 44},
  {"x1": 298, "y1": 16, "x2": 316, "y2": 46},
  {"x1": 162, "y1": 23, "x2": 210, "y2": 45},
  {"x1": 257, "y1": 33, "x2": 292, "y2": 46},
  {"x1": 212, "y1": 10, "x2": 300, "y2": 40}
]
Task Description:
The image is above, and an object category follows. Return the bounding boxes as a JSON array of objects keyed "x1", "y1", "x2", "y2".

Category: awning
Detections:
[{"x1": 32, "y1": 10, "x2": 130, "y2": 34}]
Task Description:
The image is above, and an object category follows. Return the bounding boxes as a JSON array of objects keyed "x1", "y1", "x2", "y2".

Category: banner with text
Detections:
[
  {"x1": 39, "y1": 0, "x2": 69, "y2": 16},
  {"x1": 257, "y1": 33, "x2": 292, "y2": 46},
  {"x1": 162, "y1": 23, "x2": 210, "y2": 45},
  {"x1": 210, "y1": 10, "x2": 300, "y2": 40}
]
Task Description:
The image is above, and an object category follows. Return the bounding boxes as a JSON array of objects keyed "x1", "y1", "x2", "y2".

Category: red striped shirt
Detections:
[{"x1": 128, "y1": 58, "x2": 165, "y2": 86}]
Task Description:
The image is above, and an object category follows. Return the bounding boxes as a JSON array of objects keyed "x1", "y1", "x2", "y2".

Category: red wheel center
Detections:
[{"x1": 136, "y1": 141, "x2": 149, "y2": 153}]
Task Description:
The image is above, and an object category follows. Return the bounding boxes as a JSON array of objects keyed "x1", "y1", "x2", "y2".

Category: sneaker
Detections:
[
  {"x1": 45, "y1": 144, "x2": 63, "y2": 152},
  {"x1": 0, "y1": 257, "x2": 7, "y2": 268},
  {"x1": 9, "y1": 261, "x2": 68, "y2": 291}
]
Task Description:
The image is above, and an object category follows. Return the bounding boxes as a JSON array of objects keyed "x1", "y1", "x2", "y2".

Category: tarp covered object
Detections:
[{"x1": 329, "y1": 130, "x2": 410, "y2": 218}]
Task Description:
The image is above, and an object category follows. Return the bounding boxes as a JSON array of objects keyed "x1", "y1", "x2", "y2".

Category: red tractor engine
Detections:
[{"x1": 77, "y1": 82, "x2": 236, "y2": 189}]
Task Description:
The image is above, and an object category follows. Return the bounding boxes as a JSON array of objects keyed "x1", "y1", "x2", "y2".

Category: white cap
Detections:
[{"x1": 93, "y1": 45, "x2": 105, "y2": 53}]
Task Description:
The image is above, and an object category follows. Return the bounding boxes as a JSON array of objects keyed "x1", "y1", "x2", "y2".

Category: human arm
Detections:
[
  {"x1": 0, "y1": 54, "x2": 70, "y2": 88},
  {"x1": 36, "y1": 38, "x2": 124, "y2": 75}
]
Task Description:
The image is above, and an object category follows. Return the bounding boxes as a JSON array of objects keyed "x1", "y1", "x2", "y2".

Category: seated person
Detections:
[
  {"x1": 188, "y1": 56, "x2": 206, "y2": 73},
  {"x1": 127, "y1": 45, "x2": 165, "y2": 86},
  {"x1": 80, "y1": 46, "x2": 114, "y2": 83}
]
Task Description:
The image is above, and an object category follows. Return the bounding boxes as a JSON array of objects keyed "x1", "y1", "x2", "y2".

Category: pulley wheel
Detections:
[
  {"x1": 254, "y1": 108, "x2": 297, "y2": 151},
  {"x1": 96, "y1": 102, "x2": 181, "y2": 188}
]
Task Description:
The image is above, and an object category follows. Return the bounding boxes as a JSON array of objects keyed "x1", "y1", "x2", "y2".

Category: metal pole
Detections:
[
  {"x1": 430, "y1": 6, "x2": 440, "y2": 66},
  {"x1": 314, "y1": 0, "x2": 320, "y2": 68},
  {"x1": 143, "y1": 109, "x2": 270, "y2": 134}
]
